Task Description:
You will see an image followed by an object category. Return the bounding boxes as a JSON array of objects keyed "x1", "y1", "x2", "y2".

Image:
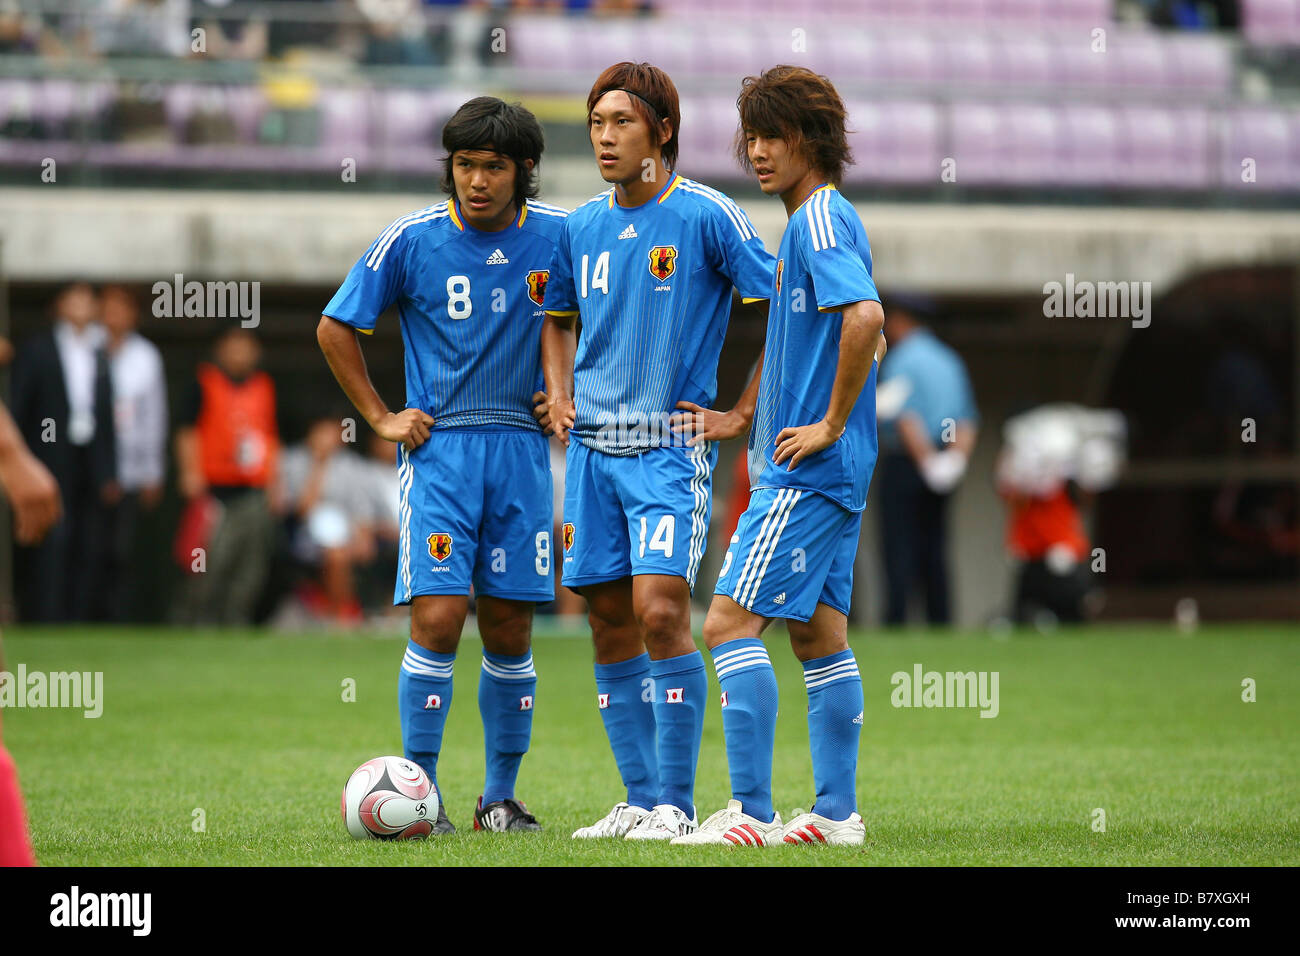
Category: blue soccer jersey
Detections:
[
  {"x1": 749, "y1": 185, "x2": 881, "y2": 512},
  {"x1": 543, "y1": 173, "x2": 775, "y2": 454},
  {"x1": 324, "y1": 198, "x2": 569, "y2": 430}
]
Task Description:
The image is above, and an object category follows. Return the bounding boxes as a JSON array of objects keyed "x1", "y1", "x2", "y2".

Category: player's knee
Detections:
[
  {"x1": 409, "y1": 603, "x2": 464, "y2": 655},
  {"x1": 478, "y1": 599, "x2": 533, "y2": 656},
  {"x1": 635, "y1": 596, "x2": 689, "y2": 647}
]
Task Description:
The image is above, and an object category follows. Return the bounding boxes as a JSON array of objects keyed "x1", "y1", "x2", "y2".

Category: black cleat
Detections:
[
  {"x1": 431, "y1": 801, "x2": 455, "y2": 835},
  {"x1": 473, "y1": 796, "x2": 543, "y2": 832}
]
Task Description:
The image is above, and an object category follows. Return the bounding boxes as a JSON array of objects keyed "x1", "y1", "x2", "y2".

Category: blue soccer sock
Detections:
[
  {"x1": 477, "y1": 649, "x2": 536, "y2": 806},
  {"x1": 397, "y1": 641, "x2": 455, "y2": 791},
  {"x1": 651, "y1": 650, "x2": 707, "y2": 817},
  {"x1": 593, "y1": 653, "x2": 659, "y2": 811},
  {"x1": 711, "y1": 638, "x2": 778, "y2": 824},
  {"x1": 802, "y1": 649, "x2": 863, "y2": 821}
]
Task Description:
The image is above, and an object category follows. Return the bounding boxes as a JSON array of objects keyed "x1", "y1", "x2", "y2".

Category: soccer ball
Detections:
[{"x1": 341, "y1": 756, "x2": 438, "y2": 840}]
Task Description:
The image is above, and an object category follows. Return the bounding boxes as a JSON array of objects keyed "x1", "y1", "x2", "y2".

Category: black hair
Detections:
[{"x1": 440, "y1": 96, "x2": 544, "y2": 208}]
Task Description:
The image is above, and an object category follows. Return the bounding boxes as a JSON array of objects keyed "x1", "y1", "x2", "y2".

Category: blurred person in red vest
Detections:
[
  {"x1": 996, "y1": 404, "x2": 1124, "y2": 626},
  {"x1": 174, "y1": 327, "x2": 281, "y2": 626},
  {"x1": 0, "y1": 397, "x2": 62, "y2": 866}
]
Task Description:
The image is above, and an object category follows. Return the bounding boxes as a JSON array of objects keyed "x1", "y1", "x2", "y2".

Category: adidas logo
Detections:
[
  {"x1": 618, "y1": 223, "x2": 638, "y2": 240},
  {"x1": 485, "y1": 248, "x2": 509, "y2": 265},
  {"x1": 852, "y1": 711, "x2": 864, "y2": 725},
  {"x1": 773, "y1": 592, "x2": 786, "y2": 606}
]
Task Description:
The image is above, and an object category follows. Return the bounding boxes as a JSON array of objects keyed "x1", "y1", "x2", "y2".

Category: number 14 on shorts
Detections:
[{"x1": 638, "y1": 515, "x2": 675, "y2": 559}]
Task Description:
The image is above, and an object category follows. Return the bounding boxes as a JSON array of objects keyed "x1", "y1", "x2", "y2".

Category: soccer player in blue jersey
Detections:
[
  {"x1": 317, "y1": 97, "x2": 569, "y2": 834},
  {"x1": 535, "y1": 62, "x2": 776, "y2": 840},
  {"x1": 674, "y1": 66, "x2": 886, "y2": 847}
]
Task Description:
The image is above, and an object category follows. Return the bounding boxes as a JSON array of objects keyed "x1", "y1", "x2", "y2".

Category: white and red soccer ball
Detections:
[{"x1": 341, "y1": 756, "x2": 438, "y2": 840}]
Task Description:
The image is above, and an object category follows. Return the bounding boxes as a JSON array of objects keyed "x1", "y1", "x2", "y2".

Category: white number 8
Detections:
[
  {"x1": 447, "y1": 275, "x2": 472, "y2": 320},
  {"x1": 534, "y1": 531, "x2": 550, "y2": 575}
]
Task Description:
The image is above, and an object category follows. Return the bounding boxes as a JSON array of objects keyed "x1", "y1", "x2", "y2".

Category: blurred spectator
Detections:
[
  {"x1": 91, "y1": 0, "x2": 192, "y2": 57},
  {"x1": 996, "y1": 404, "x2": 1126, "y2": 626},
  {"x1": 10, "y1": 282, "x2": 118, "y2": 622},
  {"x1": 278, "y1": 413, "x2": 372, "y2": 624},
  {"x1": 353, "y1": 430, "x2": 402, "y2": 615},
  {"x1": 173, "y1": 327, "x2": 280, "y2": 626},
  {"x1": 191, "y1": 0, "x2": 268, "y2": 60},
  {"x1": 1125, "y1": 0, "x2": 1240, "y2": 29},
  {"x1": 874, "y1": 295, "x2": 978, "y2": 627},
  {"x1": 267, "y1": 0, "x2": 340, "y2": 58},
  {"x1": 356, "y1": 0, "x2": 440, "y2": 65},
  {"x1": 102, "y1": 284, "x2": 167, "y2": 621}
]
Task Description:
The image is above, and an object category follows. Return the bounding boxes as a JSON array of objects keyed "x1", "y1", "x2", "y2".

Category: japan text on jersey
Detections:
[
  {"x1": 749, "y1": 185, "x2": 882, "y2": 513},
  {"x1": 543, "y1": 173, "x2": 775, "y2": 455},
  {"x1": 323, "y1": 197, "x2": 569, "y2": 430}
]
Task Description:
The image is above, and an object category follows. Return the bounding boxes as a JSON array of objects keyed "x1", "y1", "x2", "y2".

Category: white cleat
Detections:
[
  {"x1": 782, "y1": 808, "x2": 866, "y2": 846},
  {"x1": 624, "y1": 803, "x2": 698, "y2": 841},
  {"x1": 571, "y1": 802, "x2": 652, "y2": 839},
  {"x1": 671, "y1": 799, "x2": 783, "y2": 846}
]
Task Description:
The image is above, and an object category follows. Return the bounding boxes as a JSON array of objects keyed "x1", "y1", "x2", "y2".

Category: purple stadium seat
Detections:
[
  {"x1": 1241, "y1": 0, "x2": 1300, "y2": 47},
  {"x1": 0, "y1": 79, "x2": 38, "y2": 126},
  {"x1": 1221, "y1": 108, "x2": 1296, "y2": 190},
  {"x1": 994, "y1": 34, "x2": 1056, "y2": 87},
  {"x1": 878, "y1": 30, "x2": 939, "y2": 84},
  {"x1": 318, "y1": 87, "x2": 370, "y2": 152},
  {"x1": 1056, "y1": 31, "x2": 1115, "y2": 88},
  {"x1": 844, "y1": 99, "x2": 941, "y2": 184},
  {"x1": 1117, "y1": 105, "x2": 1211, "y2": 189},
  {"x1": 507, "y1": 16, "x2": 569, "y2": 71},
  {"x1": 944, "y1": 34, "x2": 996, "y2": 86},
  {"x1": 1053, "y1": 0, "x2": 1113, "y2": 25},
  {"x1": 991, "y1": 0, "x2": 1047, "y2": 26},
  {"x1": 1115, "y1": 33, "x2": 1171, "y2": 90},
  {"x1": 947, "y1": 102, "x2": 1003, "y2": 185},
  {"x1": 1002, "y1": 102, "x2": 1062, "y2": 184},
  {"x1": 1164, "y1": 35, "x2": 1233, "y2": 91},
  {"x1": 1058, "y1": 104, "x2": 1120, "y2": 187}
]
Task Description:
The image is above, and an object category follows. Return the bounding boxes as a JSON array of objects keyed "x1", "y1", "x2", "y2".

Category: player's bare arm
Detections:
[
  {"x1": 671, "y1": 345, "x2": 765, "y2": 446},
  {"x1": 669, "y1": 297, "x2": 769, "y2": 445},
  {"x1": 538, "y1": 312, "x2": 577, "y2": 444},
  {"x1": 316, "y1": 315, "x2": 433, "y2": 450},
  {"x1": 0, "y1": 400, "x2": 61, "y2": 545},
  {"x1": 773, "y1": 298, "x2": 883, "y2": 470}
]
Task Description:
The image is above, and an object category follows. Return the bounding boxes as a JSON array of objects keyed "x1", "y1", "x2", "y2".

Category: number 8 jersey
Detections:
[
  {"x1": 543, "y1": 173, "x2": 775, "y2": 454},
  {"x1": 324, "y1": 197, "x2": 569, "y2": 430}
]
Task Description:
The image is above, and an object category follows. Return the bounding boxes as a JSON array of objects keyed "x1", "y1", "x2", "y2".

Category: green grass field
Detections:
[{"x1": 3, "y1": 625, "x2": 1297, "y2": 866}]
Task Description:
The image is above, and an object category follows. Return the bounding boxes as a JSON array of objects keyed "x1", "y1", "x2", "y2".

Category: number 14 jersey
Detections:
[{"x1": 543, "y1": 173, "x2": 775, "y2": 455}]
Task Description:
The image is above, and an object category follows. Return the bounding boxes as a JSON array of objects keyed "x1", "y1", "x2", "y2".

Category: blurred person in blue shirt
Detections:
[{"x1": 874, "y1": 294, "x2": 978, "y2": 626}]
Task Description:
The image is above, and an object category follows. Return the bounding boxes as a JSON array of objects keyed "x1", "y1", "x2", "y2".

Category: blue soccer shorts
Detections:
[
  {"x1": 713, "y1": 486, "x2": 862, "y2": 622},
  {"x1": 561, "y1": 439, "x2": 718, "y2": 592},
  {"x1": 395, "y1": 425, "x2": 555, "y2": 604}
]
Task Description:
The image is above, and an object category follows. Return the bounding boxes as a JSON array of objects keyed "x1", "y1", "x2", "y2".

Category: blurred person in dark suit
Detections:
[
  {"x1": 174, "y1": 327, "x2": 281, "y2": 626},
  {"x1": 102, "y1": 284, "x2": 168, "y2": 621},
  {"x1": 10, "y1": 282, "x2": 118, "y2": 622},
  {"x1": 874, "y1": 295, "x2": 978, "y2": 627}
]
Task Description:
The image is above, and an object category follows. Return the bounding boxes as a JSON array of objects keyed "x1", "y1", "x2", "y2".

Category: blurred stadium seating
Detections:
[{"x1": 0, "y1": 0, "x2": 1297, "y2": 194}]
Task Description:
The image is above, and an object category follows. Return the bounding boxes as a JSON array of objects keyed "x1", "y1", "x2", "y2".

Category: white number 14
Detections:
[{"x1": 638, "y1": 515, "x2": 675, "y2": 559}]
